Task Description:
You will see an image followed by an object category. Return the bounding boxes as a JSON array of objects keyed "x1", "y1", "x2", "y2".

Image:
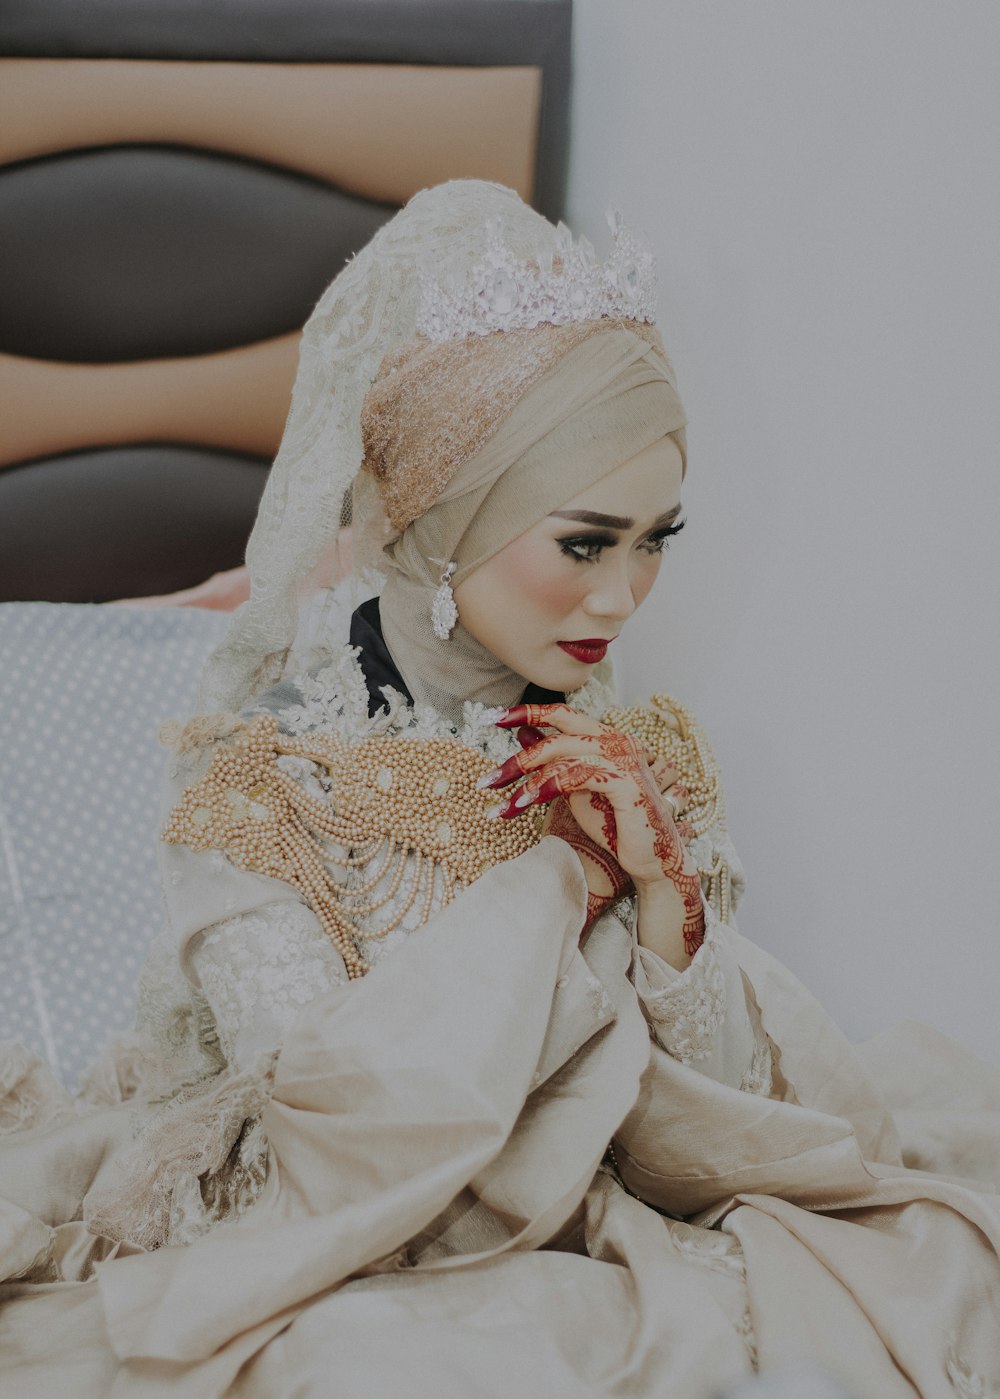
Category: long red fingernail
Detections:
[
  {"x1": 517, "y1": 725, "x2": 545, "y2": 747},
  {"x1": 483, "y1": 755, "x2": 526, "y2": 789},
  {"x1": 494, "y1": 706, "x2": 526, "y2": 728}
]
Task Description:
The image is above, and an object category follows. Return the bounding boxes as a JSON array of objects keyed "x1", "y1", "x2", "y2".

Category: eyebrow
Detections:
[{"x1": 549, "y1": 503, "x2": 683, "y2": 530}]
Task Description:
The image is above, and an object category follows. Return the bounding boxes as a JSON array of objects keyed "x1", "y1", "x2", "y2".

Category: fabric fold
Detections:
[{"x1": 97, "y1": 838, "x2": 612, "y2": 1363}]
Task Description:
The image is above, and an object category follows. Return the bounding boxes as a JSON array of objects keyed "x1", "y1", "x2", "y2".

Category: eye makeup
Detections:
[{"x1": 557, "y1": 517, "x2": 686, "y2": 563}]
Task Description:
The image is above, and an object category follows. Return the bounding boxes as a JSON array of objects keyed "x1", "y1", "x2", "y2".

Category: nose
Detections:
[{"x1": 582, "y1": 558, "x2": 640, "y2": 625}]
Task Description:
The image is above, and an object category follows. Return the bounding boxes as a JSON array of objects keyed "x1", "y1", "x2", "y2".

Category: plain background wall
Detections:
[{"x1": 566, "y1": 1, "x2": 1000, "y2": 1063}]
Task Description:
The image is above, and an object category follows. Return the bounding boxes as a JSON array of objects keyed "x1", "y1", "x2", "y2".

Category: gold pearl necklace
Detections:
[
  {"x1": 163, "y1": 715, "x2": 543, "y2": 978},
  {"x1": 163, "y1": 694, "x2": 728, "y2": 978}
]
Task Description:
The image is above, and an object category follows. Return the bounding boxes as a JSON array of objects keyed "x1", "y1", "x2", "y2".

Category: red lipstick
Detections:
[{"x1": 557, "y1": 638, "x2": 613, "y2": 664}]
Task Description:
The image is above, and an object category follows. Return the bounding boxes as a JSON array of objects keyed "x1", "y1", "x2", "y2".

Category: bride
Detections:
[{"x1": 1, "y1": 180, "x2": 998, "y2": 1399}]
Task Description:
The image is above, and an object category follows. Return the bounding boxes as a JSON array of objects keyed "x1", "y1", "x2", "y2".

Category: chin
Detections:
[{"x1": 520, "y1": 653, "x2": 599, "y2": 694}]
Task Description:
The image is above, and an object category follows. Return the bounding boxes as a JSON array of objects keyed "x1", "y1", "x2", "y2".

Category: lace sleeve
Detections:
[
  {"x1": 628, "y1": 900, "x2": 772, "y2": 1094},
  {"x1": 190, "y1": 901, "x2": 349, "y2": 1075}
]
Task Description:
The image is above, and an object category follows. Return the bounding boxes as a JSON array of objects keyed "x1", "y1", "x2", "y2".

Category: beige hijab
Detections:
[{"x1": 354, "y1": 319, "x2": 688, "y2": 721}]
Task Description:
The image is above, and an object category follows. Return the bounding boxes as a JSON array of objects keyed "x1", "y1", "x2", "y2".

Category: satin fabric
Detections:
[{"x1": 1, "y1": 838, "x2": 999, "y2": 1399}]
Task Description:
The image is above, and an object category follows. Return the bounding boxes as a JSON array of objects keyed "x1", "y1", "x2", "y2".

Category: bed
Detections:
[{"x1": 0, "y1": 0, "x2": 572, "y2": 1086}]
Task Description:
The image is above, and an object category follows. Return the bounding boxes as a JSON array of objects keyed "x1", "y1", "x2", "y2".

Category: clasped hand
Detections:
[{"x1": 481, "y1": 703, "x2": 705, "y2": 957}]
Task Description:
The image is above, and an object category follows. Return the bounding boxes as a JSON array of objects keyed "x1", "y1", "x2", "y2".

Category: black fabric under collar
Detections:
[{"x1": 348, "y1": 596, "x2": 565, "y2": 720}]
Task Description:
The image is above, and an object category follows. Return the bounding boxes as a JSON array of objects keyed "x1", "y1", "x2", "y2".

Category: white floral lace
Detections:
[
  {"x1": 82, "y1": 1055, "x2": 275, "y2": 1251},
  {"x1": 274, "y1": 639, "x2": 616, "y2": 765},
  {"x1": 636, "y1": 913, "x2": 728, "y2": 1065},
  {"x1": 739, "y1": 1034, "x2": 774, "y2": 1097},
  {"x1": 0, "y1": 1041, "x2": 73, "y2": 1134},
  {"x1": 195, "y1": 905, "x2": 347, "y2": 1071}
]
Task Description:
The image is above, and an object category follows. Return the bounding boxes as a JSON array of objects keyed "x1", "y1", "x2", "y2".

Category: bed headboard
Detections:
[{"x1": 0, "y1": 0, "x2": 572, "y2": 602}]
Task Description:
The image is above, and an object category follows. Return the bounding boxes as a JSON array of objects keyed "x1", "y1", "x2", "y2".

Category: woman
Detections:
[{"x1": 1, "y1": 181, "x2": 998, "y2": 1398}]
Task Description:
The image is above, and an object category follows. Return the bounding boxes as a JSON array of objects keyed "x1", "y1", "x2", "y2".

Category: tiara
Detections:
[{"x1": 416, "y1": 209, "x2": 657, "y2": 342}]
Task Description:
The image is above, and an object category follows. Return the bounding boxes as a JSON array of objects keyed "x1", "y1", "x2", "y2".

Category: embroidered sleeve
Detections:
[
  {"x1": 628, "y1": 899, "x2": 771, "y2": 1092},
  {"x1": 190, "y1": 901, "x2": 348, "y2": 1074}
]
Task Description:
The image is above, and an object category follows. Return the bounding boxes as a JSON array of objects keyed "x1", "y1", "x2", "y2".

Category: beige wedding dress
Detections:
[{"x1": 1, "y1": 643, "x2": 998, "y2": 1399}]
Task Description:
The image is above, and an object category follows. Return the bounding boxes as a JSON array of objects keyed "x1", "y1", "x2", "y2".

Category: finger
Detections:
[
  {"x1": 649, "y1": 755, "x2": 678, "y2": 792},
  {"x1": 499, "y1": 757, "x2": 622, "y2": 817},
  {"x1": 481, "y1": 733, "x2": 603, "y2": 789},
  {"x1": 662, "y1": 781, "x2": 690, "y2": 819},
  {"x1": 516, "y1": 725, "x2": 546, "y2": 748},
  {"x1": 495, "y1": 702, "x2": 603, "y2": 738}
]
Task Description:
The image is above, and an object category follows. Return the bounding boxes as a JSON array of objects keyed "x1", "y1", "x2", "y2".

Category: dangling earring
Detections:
[{"x1": 430, "y1": 559, "x2": 458, "y2": 640}]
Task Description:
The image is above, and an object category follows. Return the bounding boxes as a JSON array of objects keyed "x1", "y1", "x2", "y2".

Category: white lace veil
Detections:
[{"x1": 197, "y1": 180, "x2": 603, "y2": 717}]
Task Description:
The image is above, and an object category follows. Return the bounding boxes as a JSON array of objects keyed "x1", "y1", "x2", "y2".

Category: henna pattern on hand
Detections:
[
  {"x1": 594, "y1": 729, "x2": 705, "y2": 956},
  {"x1": 543, "y1": 797, "x2": 632, "y2": 935},
  {"x1": 499, "y1": 705, "x2": 705, "y2": 956}
]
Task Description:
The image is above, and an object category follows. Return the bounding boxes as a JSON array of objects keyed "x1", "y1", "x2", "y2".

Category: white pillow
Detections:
[{"x1": 0, "y1": 603, "x2": 229, "y2": 1088}]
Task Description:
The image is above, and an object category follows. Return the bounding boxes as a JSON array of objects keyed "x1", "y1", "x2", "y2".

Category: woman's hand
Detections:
[{"x1": 484, "y1": 703, "x2": 705, "y2": 962}]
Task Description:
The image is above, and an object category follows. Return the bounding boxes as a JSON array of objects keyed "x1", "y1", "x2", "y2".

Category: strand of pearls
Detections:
[
  {"x1": 162, "y1": 695, "x2": 732, "y2": 979},
  {"x1": 163, "y1": 716, "x2": 543, "y2": 978}
]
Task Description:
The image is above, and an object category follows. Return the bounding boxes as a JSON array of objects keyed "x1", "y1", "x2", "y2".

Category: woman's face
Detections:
[{"x1": 453, "y1": 434, "x2": 685, "y2": 692}]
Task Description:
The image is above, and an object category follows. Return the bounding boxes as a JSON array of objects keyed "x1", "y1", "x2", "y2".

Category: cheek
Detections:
[
  {"x1": 631, "y1": 555, "x2": 662, "y2": 608},
  {"x1": 494, "y1": 539, "x2": 583, "y2": 617}
]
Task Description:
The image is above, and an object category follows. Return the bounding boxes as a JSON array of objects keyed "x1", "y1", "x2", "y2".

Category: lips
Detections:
[{"x1": 557, "y1": 638, "x2": 612, "y2": 664}]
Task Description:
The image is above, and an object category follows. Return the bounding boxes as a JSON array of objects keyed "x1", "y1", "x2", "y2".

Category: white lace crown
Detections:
[{"x1": 416, "y1": 209, "x2": 657, "y2": 342}]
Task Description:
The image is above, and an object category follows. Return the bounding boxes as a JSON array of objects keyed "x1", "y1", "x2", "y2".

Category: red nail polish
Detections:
[{"x1": 536, "y1": 777, "x2": 558, "y2": 804}]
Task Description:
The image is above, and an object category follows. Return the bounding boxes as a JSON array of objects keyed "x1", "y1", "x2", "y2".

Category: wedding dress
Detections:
[{"x1": 1, "y1": 595, "x2": 998, "y2": 1399}]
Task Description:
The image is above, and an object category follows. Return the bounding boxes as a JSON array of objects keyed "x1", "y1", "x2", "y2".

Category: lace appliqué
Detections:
[
  {"x1": 133, "y1": 927, "x2": 226, "y2": 1097},
  {"x1": 0, "y1": 1041, "x2": 74, "y2": 1135},
  {"x1": 83, "y1": 1053, "x2": 276, "y2": 1251},
  {"x1": 195, "y1": 905, "x2": 347, "y2": 1068},
  {"x1": 639, "y1": 914, "x2": 727, "y2": 1064},
  {"x1": 739, "y1": 1035, "x2": 774, "y2": 1097},
  {"x1": 275, "y1": 642, "x2": 616, "y2": 766}
]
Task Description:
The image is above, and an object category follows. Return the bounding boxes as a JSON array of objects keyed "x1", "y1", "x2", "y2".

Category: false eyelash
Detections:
[{"x1": 558, "y1": 516, "x2": 686, "y2": 564}]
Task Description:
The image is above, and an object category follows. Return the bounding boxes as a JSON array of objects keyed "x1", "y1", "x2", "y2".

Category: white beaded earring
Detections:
[{"x1": 430, "y1": 559, "x2": 458, "y2": 640}]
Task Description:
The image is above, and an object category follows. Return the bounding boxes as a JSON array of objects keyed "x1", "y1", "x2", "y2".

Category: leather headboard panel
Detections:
[
  {"x1": 0, "y1": 60, "x2": 542, "y2": 210},
  {"x1": 0, "y1": 337, "x2": 298, "y2": 470},
  {"x1": 0, "y1": 447, "x2": 270, "y2": 603},
  {"x1": 0, "y1": 146, "x2": 395, "y2": 361},
  {"x1": 0, "y1": 0, "x2": 571, "y2": 220}
]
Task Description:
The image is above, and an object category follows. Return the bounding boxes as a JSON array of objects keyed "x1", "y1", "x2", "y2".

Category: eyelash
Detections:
[{"x1": 557, "y1": 518, "x2": 686, "y2": 564}]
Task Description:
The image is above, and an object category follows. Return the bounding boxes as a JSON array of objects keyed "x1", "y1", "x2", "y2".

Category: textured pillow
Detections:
[{"x1": 0, "y1": 603, "x2": 228, "y2": 1088}]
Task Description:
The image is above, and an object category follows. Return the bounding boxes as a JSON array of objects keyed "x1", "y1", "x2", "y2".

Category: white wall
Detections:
[{"x1": 567, "y1": 1, "x2": 1000, "y2": 1063}]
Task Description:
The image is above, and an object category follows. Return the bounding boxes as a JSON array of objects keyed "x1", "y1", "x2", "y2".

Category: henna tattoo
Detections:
[
  {"x1": 591, "y1": 730, "x2": 705, "y2": 955},
  {"x1": 586, "y1": 891, "x2": 608, "y2": 928},
  {"x1": 589, "y1": 792, "x2": 618, "y2": 856},
  {"x1": 496, "y1": 705, "x2": 705, "y2": 955},
  {"x1": 544, "y1": 797, "x2": 631, "y2": 936}
]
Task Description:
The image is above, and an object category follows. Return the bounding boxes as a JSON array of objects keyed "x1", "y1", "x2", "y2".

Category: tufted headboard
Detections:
[{"x1": 0, "y1": 0, "x2": 572, "y2": 602}]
